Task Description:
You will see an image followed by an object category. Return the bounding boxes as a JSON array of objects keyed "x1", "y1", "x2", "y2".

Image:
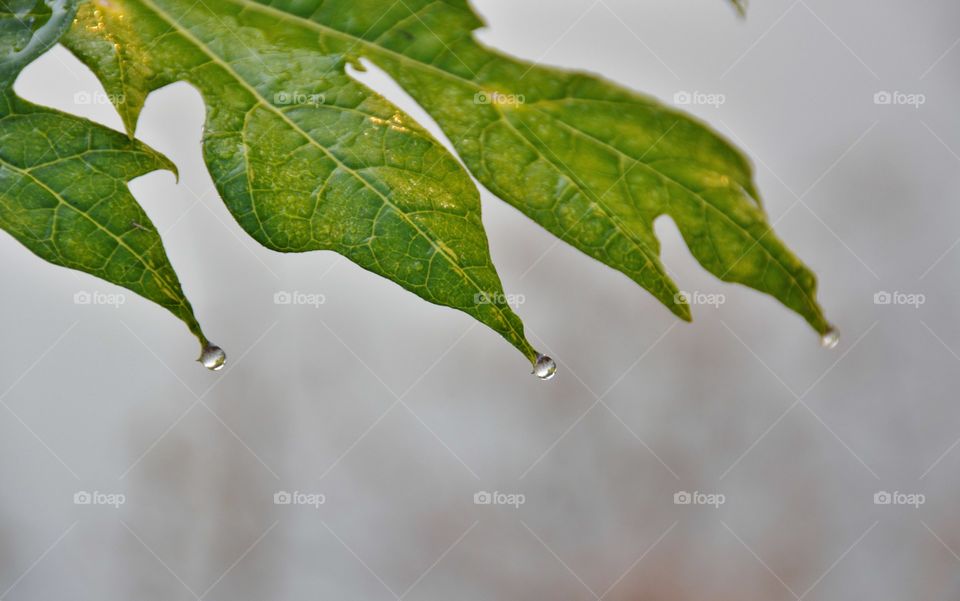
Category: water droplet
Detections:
[
  {"x1": 199, "y1": 344, "x2": 227, "y2": 371},
  {"x1": 532, "y1": 354, "x2": 557, "y2": 380},
  {"x1": 820, "y1": 327, "x2": 840, "y2": 350}
]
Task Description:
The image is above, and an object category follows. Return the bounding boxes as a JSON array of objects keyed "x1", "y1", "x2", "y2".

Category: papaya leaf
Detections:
[
  {"x1": 64, "y1": 0, "x2": 542, "y2": 366},
  {"x1": 64, "y1": 0, "x2": 831, "y2": 343},
  {"x1": 0, "y1": 0, "x2": 218, "y2": 360}
]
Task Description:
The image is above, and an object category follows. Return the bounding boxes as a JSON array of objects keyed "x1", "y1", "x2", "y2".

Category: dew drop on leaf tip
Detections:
[
  {"x1": 199, "y1": 344, "x2": 227, "y2": 371},
  {"x1": 532, "y1": 354, "x2": 557, "y2": 380},
  {"x1": 820, "y1": 327, "x2": 840, "y2": 350}
]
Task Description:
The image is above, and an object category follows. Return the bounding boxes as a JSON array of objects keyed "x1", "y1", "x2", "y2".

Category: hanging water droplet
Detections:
[
  {"x1": 820, "y1": 327, "x2": 840, "y2": 350},
  {"x1": 199, "y1": 344, "x2": 227, "y2": 371},
  {"x1": 532, "y1": 354, "x2": 557, "y2": 380}
]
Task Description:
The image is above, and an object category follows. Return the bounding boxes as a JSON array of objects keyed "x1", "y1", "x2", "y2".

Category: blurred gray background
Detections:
[{"x1": 3, "y1": 0, "x2": 959, "y2": 598}]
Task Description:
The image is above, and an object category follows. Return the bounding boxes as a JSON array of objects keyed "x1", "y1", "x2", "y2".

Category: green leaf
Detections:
[
  {"x1": 63, "y1": 0, "x2": 540, "y2": 364},
  {"x1": 0, "y1": 0, "x2": 213, "y2": 351},
  {"x1": 64, "y1": 0, "x2": 830, "y2": 349}
]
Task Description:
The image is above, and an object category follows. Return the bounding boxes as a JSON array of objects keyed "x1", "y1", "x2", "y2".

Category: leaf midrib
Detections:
[
  {"x1": 0, "y1": 152, "x2": 185, "y2": 306},
  {"x1": 529, "y1": 110, "x2": 819, "y2": 318}
]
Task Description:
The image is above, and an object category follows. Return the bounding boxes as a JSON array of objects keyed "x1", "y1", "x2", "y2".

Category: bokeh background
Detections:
[{"x1": 3, "y1": 0, "x2": 959, "y2": 598}]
